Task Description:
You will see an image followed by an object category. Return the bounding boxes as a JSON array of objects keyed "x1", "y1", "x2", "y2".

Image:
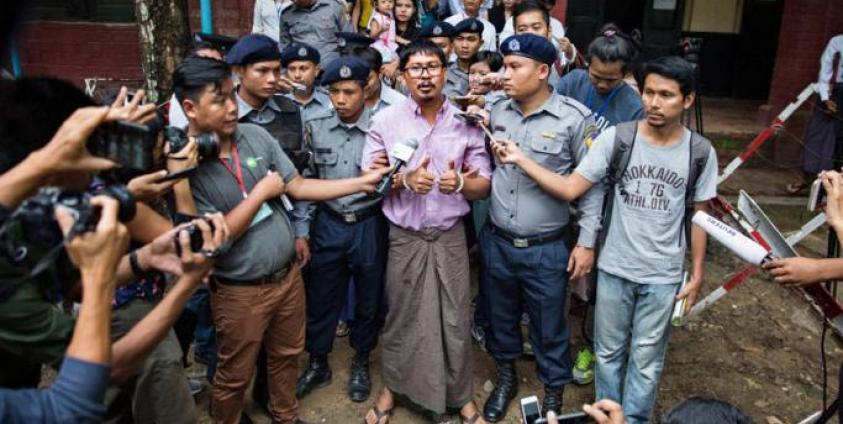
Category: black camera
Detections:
[
  {"x1": 14, "y1": 185, "x2": 136, "y2": 244},
  {"x1": 87, "y1": 120, "x2": 156, "y2": 176},
  {"x1": 174, "y1": 218, "x2": 217, "y2": 256},
  {"x1": 165, "y1": 126, "x2": 220, "y2": 161}
]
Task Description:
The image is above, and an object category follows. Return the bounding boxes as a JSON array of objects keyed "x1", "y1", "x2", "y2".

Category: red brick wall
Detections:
[
  {"x1": 767, "y1": 0, "x2": 843, "y2": 112},
  {"x1": 187, "y1": 0, "x2": 254, "y2": 37},
  {"x1": 18, "y1": 21, "x2": 143, "y2": 85}
]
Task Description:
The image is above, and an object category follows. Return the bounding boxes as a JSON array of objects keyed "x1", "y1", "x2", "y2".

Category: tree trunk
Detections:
[{"x1": 134, "y1": 0, "x2": 191, "y2": 103}]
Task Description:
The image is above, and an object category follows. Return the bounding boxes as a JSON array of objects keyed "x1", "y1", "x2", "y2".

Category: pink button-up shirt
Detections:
[{"x1": 362, "y1": 97, "x2": 492, "y2": 231}]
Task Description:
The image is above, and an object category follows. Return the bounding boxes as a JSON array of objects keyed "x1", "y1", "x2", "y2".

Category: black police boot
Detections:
[
  {"x1": 295, "y1": 355, "x2": 332, "y2": 399},
  {"x1": 541, "y1": 386, "x2": 564, "y2": 417},
  {"x1": 483, "y1": 361, "x2": 518, "y2": 422},
  {"x1": 348, "y1": 351, "x2": 372, "y2": 402}
]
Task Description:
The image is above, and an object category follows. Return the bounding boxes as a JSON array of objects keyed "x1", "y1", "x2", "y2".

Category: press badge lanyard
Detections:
[
  {"x1": 585, "y1": 84, "x2": 620, "y2": 119},
  {"x1": 219, "y1": 144, "x2": 248, "y2": 198}
]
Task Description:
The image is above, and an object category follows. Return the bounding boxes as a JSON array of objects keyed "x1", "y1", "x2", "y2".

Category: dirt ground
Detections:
[{"x1": 191, "y1": 194, "x2": 843, "y2": 424}]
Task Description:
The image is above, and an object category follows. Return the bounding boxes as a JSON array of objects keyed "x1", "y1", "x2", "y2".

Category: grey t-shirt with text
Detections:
[
  {"x1": 575, "y1": 125, "x2": 718, "y2": 285},
  {"x1": 189, "y1": 123, "x2": 299, "y2": 280}
]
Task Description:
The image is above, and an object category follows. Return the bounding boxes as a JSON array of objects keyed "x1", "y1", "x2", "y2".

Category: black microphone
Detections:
[{"x1": 374, "y1": 138, "x2": 419, "y2": 196}]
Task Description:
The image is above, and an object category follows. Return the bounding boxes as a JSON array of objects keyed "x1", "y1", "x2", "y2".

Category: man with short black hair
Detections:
[
  {"x1": 488, "y1": 56, "x2": 718, "y2": 424},
  {"x1": 417, "y1": 21, "x2": 468, "y2": 97},
  {"x1": 173, "y1": 56, "x2": 386, "y2": 424},
  {"x1": 444, "y1": 0, "x2": 496, "y2": 52},
  {"x1": 362, "y1": 40, "x2": 491, "y2": 424},
  {"x1": 349, "y1": 47, "x2": 406, "y2": 115},
  {"x1": 295, "y1": 56, "x2": 388, "y2": 403},
  {"x1": 450, "y1": 18, "x2": 485, "y2": 95},
  {"x1": 479, "y1": 33, "x2": 601, "y2": 421}
]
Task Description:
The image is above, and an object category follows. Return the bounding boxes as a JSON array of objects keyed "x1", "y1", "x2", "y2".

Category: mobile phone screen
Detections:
[{"x1": 522, "y1": 400, "x2": 541, "y2": 424}]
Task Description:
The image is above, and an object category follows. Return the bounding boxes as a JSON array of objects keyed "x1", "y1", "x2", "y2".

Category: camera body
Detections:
[
  {"x1": 87, "y1": 120, "x2": 155, "y2": 176},
  {"x1": 165, "y1": 126, "x2": 220, "y2": 161},
  {"x1": 17, "y1": 185, "x2": 137, "y2": 237},
  {"x1": 174, "y1": 218, "x2": 217, "y2": 256}
]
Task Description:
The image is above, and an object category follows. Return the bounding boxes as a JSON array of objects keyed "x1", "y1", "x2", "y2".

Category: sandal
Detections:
[
  {"x1": 459, "y1": 412, "x2": 484, "y2": 424},
  {"x1": 786, "y1": 181, "x2": 808, "y2": 195},
  {"x1": 364, "y1": 405, "x2": 392, "y2": 424}
]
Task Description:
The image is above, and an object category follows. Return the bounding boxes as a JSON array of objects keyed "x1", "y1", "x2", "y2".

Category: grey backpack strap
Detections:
[
  {"x1": 597, "y1": 121, "x2": 638, "y2": 248},
  {"x1": 682, "y1": 130, "x2": 712, "y2": 247}
]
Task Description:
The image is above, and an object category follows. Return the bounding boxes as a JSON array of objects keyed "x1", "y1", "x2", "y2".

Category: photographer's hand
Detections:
[
  {"x1": 108, "y1": 87, "x2": 157, "y2": 125},
  {"x1": 128, "y1": 170, "x2": 179, "y2": 202},
  {"x1": 0, "y1": 107, "x2": 118, "y2": 208},
  {"x1": 136, "y1": 213, "x2": 229, "y2": 276},
  {"x1": 583, "y1": 400, "x2": 627, "y2": 424},
  {"x1": 166, "y1": 138, "x2": 199, "y2": 173},
  {"x1": 56, "y1": 196, "x2": 130, "y2": 289}
]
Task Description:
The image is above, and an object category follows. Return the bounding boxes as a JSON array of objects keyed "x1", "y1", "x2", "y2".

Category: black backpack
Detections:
[{"x1": 597, "y1": 121, "x2": 712, "y2": 249}]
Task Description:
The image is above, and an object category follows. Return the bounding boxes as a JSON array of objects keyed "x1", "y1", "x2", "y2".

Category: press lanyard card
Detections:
[{"x1": 250, "y1": 202, "x2": 273, "y2": 228}]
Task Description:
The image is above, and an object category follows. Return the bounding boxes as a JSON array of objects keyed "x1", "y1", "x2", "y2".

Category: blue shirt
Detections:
[
  {"x1": 555, "y1": 69, "x2": 644, "y2": 137},
  {"x1": 0, "y1": 357, "x2": 110, "y2": 424}
]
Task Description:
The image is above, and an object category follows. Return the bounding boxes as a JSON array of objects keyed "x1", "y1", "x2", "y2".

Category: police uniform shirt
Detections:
[
  {"x1": 284, "y1": 87, "x2": 333, "y2": 122},
  {"x1": 444, "y1": 61, "x2": 469, "y2": 98},
  {"x1": 305, "y1": 107, "x2": 381, "y2": 214},
  {"x1": 371, "y1": 83, "x2": 407, "y2": 115},
  {"x1": 488, "y1": 92, "x2": 604, "y2": 247},
  {"x1": 279, "y1": 0, "x2": 353, "y2": 67}
]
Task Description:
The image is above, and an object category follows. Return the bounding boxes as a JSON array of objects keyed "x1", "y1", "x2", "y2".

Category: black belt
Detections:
[
  {"x1": 213, "y1": 264, "x2": 290, "y2": 286},
  {"x1": 319, "y1": 205, "x2": 382, "y2": 224},
  {"x1": 488, "y1": 224, "x2": 567, "y2": 248}
]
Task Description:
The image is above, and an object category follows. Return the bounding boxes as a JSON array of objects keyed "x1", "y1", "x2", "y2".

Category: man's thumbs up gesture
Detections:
[
  {"x1": 439, "y1": 159, "x2": 480, "y2": 195},
  {"x1": 405, "y1": 155, "x2": 435, "y2": 195}
]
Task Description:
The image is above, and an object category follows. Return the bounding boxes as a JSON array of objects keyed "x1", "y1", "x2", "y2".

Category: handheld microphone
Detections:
[
  {"x1": 692, "y1": 211, "x2": 772, "y2": 265},
  {"x1": 374, "y1": 138, "x2": 419, "y2": 196}
]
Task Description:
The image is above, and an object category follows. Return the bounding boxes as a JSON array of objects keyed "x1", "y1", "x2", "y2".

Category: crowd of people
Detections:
[{"x1": 1, "y1": 1, "x2": 842, "y2": 424}]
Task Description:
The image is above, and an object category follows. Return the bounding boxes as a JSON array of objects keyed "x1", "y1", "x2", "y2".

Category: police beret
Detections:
[
  {"x1": 280, "y1": 43, "x2": 321, "y2": 67},
  {"x1": 453, "y1": 18, "x2": 483, "y2": 36},
  {"x1": 499, "y1": 33, "x2": 557, "y2": 65},
  {"x1": 320, "y1": 56, "x2": 371, "y2": 86},
  {"x1": 193, "y1": 32, "x2": 238, "y2": 53},
  {"x1": 418, "y1": 21, "x2": 455, "y2": 39},
  {"x1": 335, "y1": 32, "x2": 376, "y2": 51},
  {"x1": 226, "y1": 34, "x2": 281, "y2": 66}
]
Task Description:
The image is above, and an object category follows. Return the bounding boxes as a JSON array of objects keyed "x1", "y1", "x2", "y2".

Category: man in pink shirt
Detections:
[{"x1": 361, "y1": 40, "x2": 492, "y2": 424}]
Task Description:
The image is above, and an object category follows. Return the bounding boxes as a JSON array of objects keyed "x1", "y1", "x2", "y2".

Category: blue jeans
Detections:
[
  {"x1": 594, "y1": 270, "x2": 678, "y2": 424},
  {"x1": 185, "y1": 287, "x2": 217, "y2": 380}
]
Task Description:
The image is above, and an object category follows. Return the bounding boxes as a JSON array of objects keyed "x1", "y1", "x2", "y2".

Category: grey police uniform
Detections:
[
  {"x1": 279, "y1": 0, "x2": 353, "y2": 67},
  {"x1": 444, "y1": 61, "x2": 469, "y2": 98},
  {"x1": 285, "y1": 87, "x2": 333, "y2": 122},
  {"x1": 303, "y1": 106, "x2": 387, "y2": 358},
  {"x1": 480, "y1": 91, "x2": 604, "y2": 388}
]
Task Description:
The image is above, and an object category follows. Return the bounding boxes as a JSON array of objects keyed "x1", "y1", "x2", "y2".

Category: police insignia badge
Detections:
[
  {"x1": 340, "y1": 65, "x2": 352, "y2": 78},
  {"x1": 338, "y1": 37, "x2": 347, "y2": 47},
  {"x1": 508, "y1": 39, "x2": 520, "y2": 51},
  {"x1": 298, "y1": 47, "x2": 308, "y2": 57},
  {"x1": 584, "y1": 124, "x2": 599, "y2": 149},
  {"x1": 433, "y1": 26, "x2": 443, "y2": 36}
]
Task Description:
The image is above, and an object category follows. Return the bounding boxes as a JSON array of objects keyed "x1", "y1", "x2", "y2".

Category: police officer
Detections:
[
  {"x1": 295, "y1": 56, "x2": 388, "y2": 404},
  {"x1": 417, "y1": 21, "x2": 468, "y2": 97},
  {"x1": 479, "y1": 33, "x2": 603, "y2": 421},
  {"x1": 335, "y1": 31, "x2": 377, "y2": 54},
  {"x1": 451, "y1": 18, "x2": 485, "y2": 95},
  {"x1": 281, "y1": 43, "x2": 333, "y2": 121},
  {"x1": 279, "y1": 0, "x2": 354, "y2": 67}
]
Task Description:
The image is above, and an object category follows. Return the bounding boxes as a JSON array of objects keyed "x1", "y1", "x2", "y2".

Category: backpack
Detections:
[{"x1": 597, "y1": 121, "x2": 712, "y2": 249}]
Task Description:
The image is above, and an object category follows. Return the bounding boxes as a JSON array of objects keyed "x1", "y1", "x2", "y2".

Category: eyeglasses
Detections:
[{"x1": 404, "y1": 63, "x2": 444, "y2": 78}]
